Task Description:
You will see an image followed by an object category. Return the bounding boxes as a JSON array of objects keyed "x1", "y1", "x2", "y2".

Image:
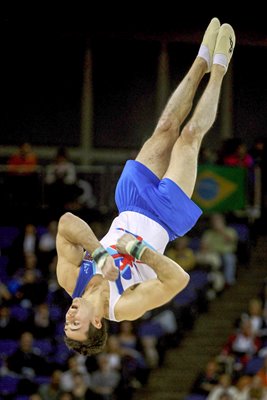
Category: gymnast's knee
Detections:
[{"x1": 180, "y1": 122, "x2": 202, "y2": 146}]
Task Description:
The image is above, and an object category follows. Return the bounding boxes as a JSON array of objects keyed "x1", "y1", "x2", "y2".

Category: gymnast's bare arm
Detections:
[
  {"x1": 115, "y1": 233, "x2": 190, "y2": 321},
  {"x1": 56, "y1": 212, "x2": 117, "y2": 294}
]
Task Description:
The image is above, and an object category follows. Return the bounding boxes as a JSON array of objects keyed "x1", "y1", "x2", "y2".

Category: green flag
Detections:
[{"x1": 192, "y1": 164, "x2": 247, "y2": 212}]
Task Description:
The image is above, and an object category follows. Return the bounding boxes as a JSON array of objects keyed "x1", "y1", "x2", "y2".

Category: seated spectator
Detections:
[
  {"x1": 219, "y1": 138, "x2": 254, "y2": 169},
  {"x1": 30, "y1": 303, "x2": 56, "y2": 339},
  {"x1": 16, "y1": 269, "x2": 48, "y2": 307},
  {"x1": 88, "y1": 353, "x2": 121, "y2": 399},
  {"x1": 246, "y1": 375, "x2": 267, "y2": 400},
  {"x1": 191, "y1": 358, "x2": 220, "y2": 396},
  {"x1": 105, "y1": 333, "x2": 149, "y2": 390},
  {"x1": 7, "y1": 331, "x2": 51, "y2": 377},
  {"x1": 38, "y1": 369, "x2": 63, "y2": 400},
  {"x1": 201, "y1": 213, "x2": 238, "y2": 287},
  {"x1": 8, "y1": 223, "x2": 39, "y2": 276},
  {"x1": 195, "y1": 238, "x2": 225, "y2": 298},
  {"x1": 118, "y1": 321, "x2": 139, "y2": 351},
  {"x1": 44, "y1": 146, "x2": 81, "y2": 212},
  {"x1": 0, "y1": 281, "x2": 12, "y2": 306},
  {"x1": 166, "y1": 235, "x2": 196, "y2": 271},
  {"x1": 235, "y1": 375, "x2": 252, "y2": 400},
  {"x1": 221, "y1": 319, "x2": 262, "y2": 375},
  {"x1": 207, "y1": 373, "x2": 239, "y2": 400},
  {"x1": 7, "y1": 142, "x2": 38, "y2": 175},
  {"x1": 256, "y1": 356, "x2": 267, "y2": 387},
  {"x1": 70, "y1": 372, "x2": 89, "y2": 399},
  {"x1": 6, "y1": 142, "x2": 39, "y2": 207},
  {"x1": 38, "y1": 220, "x2": 58, "y2": 276},
  {"x1": 60, "y1": 354, "x2": 91, "y2": 392},
  {"x1": 239, "y1": 297, "x2": 267, "y2": 339},
  {"x1": 0, "y1": 305, "x2": 26, "y2": 339}
]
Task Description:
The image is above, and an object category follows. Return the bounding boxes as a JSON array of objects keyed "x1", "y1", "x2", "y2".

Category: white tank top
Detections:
[{"x1": 100, "y1": 211, "x2": 169, "y2": 321}]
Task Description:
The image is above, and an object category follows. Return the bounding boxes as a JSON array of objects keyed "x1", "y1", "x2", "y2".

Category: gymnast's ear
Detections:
[{"x1": 92, "y1": 317, "x2": 102, "y2": 329}]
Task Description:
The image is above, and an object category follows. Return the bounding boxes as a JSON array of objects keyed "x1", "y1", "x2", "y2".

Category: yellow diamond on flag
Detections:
[{"x1": 193, "y1": 169, "x2": 237, "y2": 208}]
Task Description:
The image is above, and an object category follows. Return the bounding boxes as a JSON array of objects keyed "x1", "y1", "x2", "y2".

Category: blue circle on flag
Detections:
[{"x1": 197, "y1": 177, "x2": 219, "y2": 200}]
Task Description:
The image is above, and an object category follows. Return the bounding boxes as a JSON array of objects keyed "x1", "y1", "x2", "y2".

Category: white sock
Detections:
[
  {"x1": 213, "y1": 54, "x2": 227, "y2": 70},
  {"x1": 197, "y1": 44, "x2": 210, "y2": 70}
]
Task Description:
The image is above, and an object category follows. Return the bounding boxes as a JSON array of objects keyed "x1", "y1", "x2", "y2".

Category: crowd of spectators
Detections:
[
  {"x1": 0, "y1": 207, "x2": 251, "y2": 399},
  {"x1": 189, "y1": 280, "x2": 267, "y2": 400}
]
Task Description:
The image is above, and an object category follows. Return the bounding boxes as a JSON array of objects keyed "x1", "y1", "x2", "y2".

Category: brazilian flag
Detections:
[{"x1": 192, "y1": 164, "x2": 247, "y2": 212}]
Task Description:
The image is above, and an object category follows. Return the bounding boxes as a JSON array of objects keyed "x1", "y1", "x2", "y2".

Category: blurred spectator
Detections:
[
  {"x1": 23, "y1": 252, "x2": 42, "y2": 277},
  {"x1": 250, "y1": 137, "x2": 267, "y2": 234},
  {"x1": 118, "y1": 321, "x2": 151, "y2": 382},
  {"x1": 201, "y1": 214, "x2": 238, "y2": 287},
  {"x1": 38, "y1": 220, "x2": 58, "y2": 276},
  {"x1": 256, "y1": 356, "x2": 267, "y2": 388},
  {"x1": 246, "y1": 375, "x2": 267, "y2": 400},
  {"x1": 58, "y1": 393, "x2": 75, "y2": 400},
  {"x1": 44, "y1": 146, "x2": 81, "y2": 211},
  {"x1": 0, "y1": 281, "x2": 12, "y2": 305},
  {"x1": 239, "y1": 297, "x2": 267, "y2": 339},
  {"x1": 199, "y1": 146, "x2": 218, "y2": 164},
  {"x1": 207, "y1": 373, "x2": 238, "y2": 400},
  {"x1": 60, "y1": 354, "x2": 91, "y2": 392},
  {"x1": 7, "y1": 142, "x2": 38, "y2": 175},
  {"x1": 220, "y1": 138, "x2": 254, "y2": 168},
  {"x1": 118, "y1": 321, "x2": 139, "y2": 351},
  {"x1": 38, "y1": 369, "x2": 63, "y2": 400},
  {"x1": 0, "y1": 305, "x2": 25, "y2": 339},
  {"x1": 105, "y1": 333, "x2": 149, "y2": 394},
  {"x1": 165, "y1": 236, "x2": 196, "y2": 271},
  {"x1": 221, "y1": 319, "x2": 262, "y2": 375},
  {"x1": 7, "y1": 331, "x2": 51, "y2": 377},
  {"x1": 16, "y1": 269, "x2": 48, "y2": 307},
  {"x1": 8, "y1": 223, "x2": 39, "y2": 276},
  {"x1": 23, "y1": 224, "x2": 39, "y2": 255},
  {"x1": 235, "y1": 375, "x2": 252, "y2": 400},
  {"x1": 195, "y1": 237, "x2": 225, "y2": 298},
  {"x1": 29, "y1": 394, "x2": 42, "y2": 400},
  {"x1": 6, "y1": 142, "x2": 39, "y2": 207},
  {"x1": 30, "y1": 303, "x2": 56, "y2": 339},
  {"x1": 71, "y1": 372, "x2": 89, "y2": 399},
  {"x1": 88, "y1": 353, "x2": 120, "y2": 399},
  {"x1": 191, "y1": 358, "x2": 220, "y2": 396}
]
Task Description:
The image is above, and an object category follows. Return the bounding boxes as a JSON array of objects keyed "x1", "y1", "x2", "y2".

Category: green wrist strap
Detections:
[
  {"x1": 92, "y1": 246, "x2": 109, "y2": 269},
  {"x1": 125, "y1": 239, "x2": 147, "y2": 260}
]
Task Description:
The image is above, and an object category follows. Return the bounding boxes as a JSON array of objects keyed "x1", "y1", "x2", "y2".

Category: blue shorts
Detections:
[{"x1": 115, "y1": 160, "x2": 202, "y2": 241}]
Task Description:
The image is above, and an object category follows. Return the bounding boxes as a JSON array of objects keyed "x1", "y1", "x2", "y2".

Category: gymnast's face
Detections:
[{"x1": 64, "y1": 297, "x2": 92, "y2": 341}]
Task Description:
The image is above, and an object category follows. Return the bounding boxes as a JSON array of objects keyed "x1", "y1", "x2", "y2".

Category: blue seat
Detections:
[
  {"x1": 34, "y1": 375, "x2": 50, "y2": 385},
  {"x1": 34, "y1": 339, "x2": 54, "y2": 356},
  {"x1": 244, "y1": 356, "x2": 264, "y2": 375},
  {"x1": 173, "y1": 284, "x2": 198, "y2": 307},
  {"x1": 138, "y1": 321, "x2": 164, "y2": 338},
  {"x1": 189, "y1": 270, "x2": 209, "y2": 290},
  {"x1": 49, "y1": 305, "x2": 63, "y2": 321},
  {"x1": 0, "y1": 255, "x2": 9, "y2": 283},
  {"x1": 0, "y1": 339, "x2": 18, "y2": 357},
  {"x1": 229, "y1": 223, "x2": 250, "y2": 242},
  {"x1": 50, "y1": 341, "x2": 72, "y2": 365},
  {"x1": 0, "y1": 375, "x2": 20, "y2": 396},
  {"x1": 0, "y1": 226, "x2": 20, "y2": 249},
  {"x1": 184, "y1": 394, "x2": 207, "y2": 400},
  {"x1": 10, "y1": 305, "x2": 31, "y2": 321}
]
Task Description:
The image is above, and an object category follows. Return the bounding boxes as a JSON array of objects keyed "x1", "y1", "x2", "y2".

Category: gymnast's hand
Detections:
[
  {"x1": 116, "y1": 233, "x2": 136, "y2": 254},
  {"x1": 101, "y1": 255, "x2": 119, "y2": 281}
]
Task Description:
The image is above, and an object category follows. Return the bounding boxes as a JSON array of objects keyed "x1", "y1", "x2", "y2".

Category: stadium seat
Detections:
[
  {"x1": 0, "y1": 226, "x2": 20, "y2": 249},
  {"x1": 0, "y1": 375, "x2": 20, "y2": 396},
  {"x1": 0, "y1": 339, "x2": 18, "y2": 358}
]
